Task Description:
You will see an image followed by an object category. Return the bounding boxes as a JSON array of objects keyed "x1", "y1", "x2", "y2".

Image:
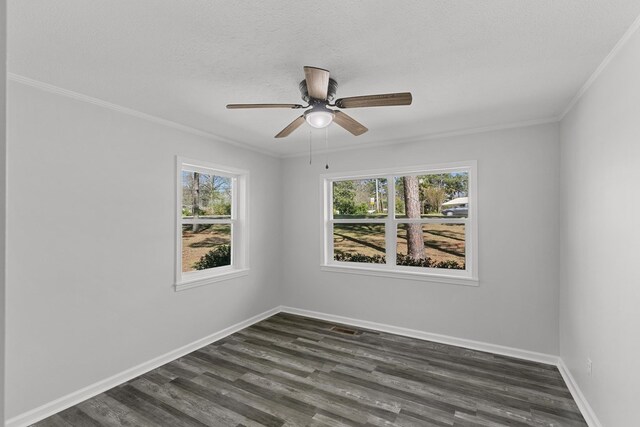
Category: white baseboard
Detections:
[
  {"x1": 5, "y1": 306, "x2": 281, "y2": 427},
  {"x1": 557, "y1": 359, "x2": 602, "y2": 427},
  {"x1": 280, "y1": 306, "x2": 560, "y2": 365},
  {"x1": 281, "y1": 306, "x2": 603, "y2": 425},
  {"x1": 8, "y1": 305, "x2": 599, "y2": 427}
]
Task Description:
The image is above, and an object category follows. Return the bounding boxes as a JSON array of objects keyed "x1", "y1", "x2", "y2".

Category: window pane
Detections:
[
  {"x1": 332, "y1": 178, "x2": 388, "y2": 219},
  {"x1": 182, "y1": 171, "x2": 232, "y2": 219},
  {"x1": 396, "y1": 223, "x2": 465, "y2": 269},
  {"x1": 333, "y1": 223, "x2": 385, "y2": 264},
  {"x1": 182, "y1": 224, "x2": 231, "y2": 272},
  {"x1": 395, "y1": 172, "x2": 468, "y2": 218}
]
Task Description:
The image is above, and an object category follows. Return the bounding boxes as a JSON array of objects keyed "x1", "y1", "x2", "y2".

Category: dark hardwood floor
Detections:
[{"x1": 34, "y1": 313, "x2": 587, "y2": 426}]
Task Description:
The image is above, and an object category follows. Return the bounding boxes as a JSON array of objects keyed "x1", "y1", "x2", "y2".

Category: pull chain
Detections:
[
  {"x1": 309, "y1": 128, "x2": 312, "y2": 165},
  {"x1": 325, "y1": 127, "x2": 329, "y2": 169}
]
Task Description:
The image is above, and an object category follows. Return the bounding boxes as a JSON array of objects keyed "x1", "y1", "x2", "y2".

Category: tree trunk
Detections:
[
  {"x1": 192, "y1": 172, "x2": 200, "y2": 232},
  {"x1": 403, "y1": 176, "x2": 425, "y2": 259},
  {"x1": 375, "y1": 179, "x2": 381, "y2": 212}
]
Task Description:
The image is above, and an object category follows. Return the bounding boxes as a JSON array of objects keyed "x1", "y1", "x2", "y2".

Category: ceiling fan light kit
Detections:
[
  {"x1": 304, "y1": 104, "x2": 335, "y2": 129},
  {"x1": 226, "y1": 66, "x2": 413, "y2": 138}
]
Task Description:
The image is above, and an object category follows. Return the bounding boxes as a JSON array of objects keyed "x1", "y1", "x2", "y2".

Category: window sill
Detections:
[
  {"x1": 320, "y1": 264, "x2": 478, "y2": 287},
  {"x1": 175, "y1": 269, "x2": 249, "y2": 292}
]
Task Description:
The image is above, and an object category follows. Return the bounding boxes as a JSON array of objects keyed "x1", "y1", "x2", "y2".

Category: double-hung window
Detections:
[
  {"x1": 176, "y1": 157, "x2": 248, "y2": 290},
  {"x1": 322, "y1": 161, "x2": 477, "y2": 285}
]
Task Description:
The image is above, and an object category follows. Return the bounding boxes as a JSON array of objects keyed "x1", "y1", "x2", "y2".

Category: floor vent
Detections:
[{"x1": 331, "y1": 326, "x2": 360, "y2": 335}]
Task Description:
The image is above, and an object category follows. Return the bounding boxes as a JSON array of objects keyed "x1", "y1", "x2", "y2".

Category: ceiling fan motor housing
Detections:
[{"x1": 299, "y1": 78, "x2": 338, "y2": 103}]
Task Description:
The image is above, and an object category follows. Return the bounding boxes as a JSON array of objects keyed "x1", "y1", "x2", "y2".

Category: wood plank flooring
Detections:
[{"x1": 33, "y1": 313, "x2": 587, "y2": 426}]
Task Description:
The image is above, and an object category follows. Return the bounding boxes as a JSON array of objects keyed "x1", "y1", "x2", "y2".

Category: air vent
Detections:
[{"x1": 331, "y1": 326, "x2": 360, "y2": 335}]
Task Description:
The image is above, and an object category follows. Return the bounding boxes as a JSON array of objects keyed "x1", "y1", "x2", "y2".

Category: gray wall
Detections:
[
  {"x1": 280, "y1": 123, "x2": 561, "y2": 355},
  {"x1": 559, "y1": 26, "x2": 640, "y2": 426},
  {"x1": 5, "y1": 81, "x2": 282, "y2": 419},
  {"x1": 1, "y1": 0, "x2": 6, "y2": 423}
]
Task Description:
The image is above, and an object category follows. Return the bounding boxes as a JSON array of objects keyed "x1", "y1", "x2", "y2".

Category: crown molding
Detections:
[
  {"x1": 10, "y1": 9, "x2": 640, "y2": 160},
  {"x1": 281, "y1": 116, "x2": 559, "y2": 159},
  {"x1": 7, "y1": 73, "x2": 560, "y2": 161},
  {"x1": 560, "y1": 12, "x2": 640, "y2": 120},
  {"x1": 20, "y1": 24, "x2": 640, "y2": 163},
  {"x1": 7, "y1": 73, "x2": 278, "y2": 158}
]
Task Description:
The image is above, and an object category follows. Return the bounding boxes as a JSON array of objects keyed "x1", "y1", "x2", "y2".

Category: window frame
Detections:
[
  {"x1": 175, "y1": 157, "x2": 249, "y2": 291},
  {"x1": 321, "y1": 161, "x2": 478, "y2": 286}
]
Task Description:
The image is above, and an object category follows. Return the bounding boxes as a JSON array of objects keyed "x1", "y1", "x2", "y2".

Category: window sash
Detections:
[
  {"x1": 329, "y1": 223, "x2": 470, "y2": 270},
  {"x1": 181, "y1": 174, "x2": 237, "y2": 221},
  {"x1": 181, "y1": 223, "x2": 234, "y2": 275},
  {"x1": 329, "y1": 173, "x2": 472, "y2": 220}
]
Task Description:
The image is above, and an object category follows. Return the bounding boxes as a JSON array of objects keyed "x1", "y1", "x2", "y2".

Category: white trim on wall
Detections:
[
  {"x1": 280, "y1": 306, "x2": 558, "y2": 365},
  {"x1": 9, "y1": 73, "x2": 561, "y2": 160},
  {"x1": 7, "y1": 73, "x2": 278, "y2": 158},
  {"x1": 557, "y1": 359, "x2": 603, "y2": 427},
  {"x1": 280, "y1": 306, "x2": 601, "y2": 427},
  {"x1": 283, "y1": 118, "x2": 560, "y2": 159},
  {"x1": 6, "y1": 305, "x2": 600, "y2": 427},
  {"x1": 8, "y1": 8, "x2": 640, "y2": 164},
  {"x1": 559, "y1": 13, "x2": 640, "y2": 120},
  {"x1": 5, "y1": 307, "x2": 280, "y2": 427}
]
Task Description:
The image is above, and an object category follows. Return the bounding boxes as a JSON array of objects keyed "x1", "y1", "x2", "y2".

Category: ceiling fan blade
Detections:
[
  {"x1": 275, "y1": 115, "x2": 306, "y2": 138},
  {"x1": 304, "y1": 66, "x2": 330, "y2": 100},
  {"x1": 335, "y1": 92, "x2": 412, "y2": 109},
  {"x1": 226, "y1": 103, "x2": 304, "y2": 109},
  {"x1": 333, "y1": 111, "x2": 368, "y2": 136}
]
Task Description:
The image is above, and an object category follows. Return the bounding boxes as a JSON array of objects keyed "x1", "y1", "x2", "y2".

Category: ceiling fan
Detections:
[{"x1": 226, "y1": 66, "x2": 412, "y2": 138}]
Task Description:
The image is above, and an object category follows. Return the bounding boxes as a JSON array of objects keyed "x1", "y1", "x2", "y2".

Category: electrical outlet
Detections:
[{"x1": 587, "y1": 358, "x2": 592, "y2": 376}]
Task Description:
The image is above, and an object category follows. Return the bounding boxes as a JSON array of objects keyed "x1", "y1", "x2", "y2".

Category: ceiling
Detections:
[{"x1": 8, "y1": 1, "x2": 640, "y2": 157}]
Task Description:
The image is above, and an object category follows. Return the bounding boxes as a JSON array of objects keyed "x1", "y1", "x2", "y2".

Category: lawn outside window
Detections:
[
  {"x1": 321, "y1": 161, "x2": 478, "y2": 286},
  {"x1": 176, "y1": 157, "x2": 248, "y2": 291}
]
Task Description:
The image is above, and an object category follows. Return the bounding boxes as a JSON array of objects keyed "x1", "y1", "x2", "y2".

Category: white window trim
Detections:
[
  {"x1": 320, "y1": 161, "x2": 478, "y2": 286},
  {"x1": 175, "y1": 157, "x2": 249, "y2": 291}
]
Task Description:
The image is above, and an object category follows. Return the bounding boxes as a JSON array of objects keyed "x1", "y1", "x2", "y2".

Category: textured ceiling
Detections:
[{"x1": 8, "y1": 1, "x2": 640, "y2": 156}]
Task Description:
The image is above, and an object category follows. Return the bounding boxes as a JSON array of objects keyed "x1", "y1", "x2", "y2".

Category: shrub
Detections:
[
  {"x1": 334, "y1": 201, "x2": 368, "y2": 216},
  {"x1": 200, "y1": 203, "x2": 231, "y2": 217},
  {"x1": 212, "y1": 202, "x2": 231, "y2": 216},
  {"x1": 396, "y1": 253, "x2": 431, "y2": 267},
  {"x1": 397, "y1": 254, "x2": 464, "y2": 269},
  {"x1": 334, "y1": 251, "x2": 386, "y2": 264},
  {"x1": 334, "y1": 251, "x2": 464, "y2": 269},
  {"x1": 193, "y1": 244, "x2": 231, "y2": 270},
  {"x1": 431, "y1": 259, "x2": 464, "y2": 269}
]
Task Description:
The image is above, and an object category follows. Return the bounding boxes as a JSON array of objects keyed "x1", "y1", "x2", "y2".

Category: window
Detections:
[
  {"x1": 322, "y1": 162, "x2": 477, "y2": 285},
  {"x1": 176, "y1": 157, "x2": 248, "y2": 291}
]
